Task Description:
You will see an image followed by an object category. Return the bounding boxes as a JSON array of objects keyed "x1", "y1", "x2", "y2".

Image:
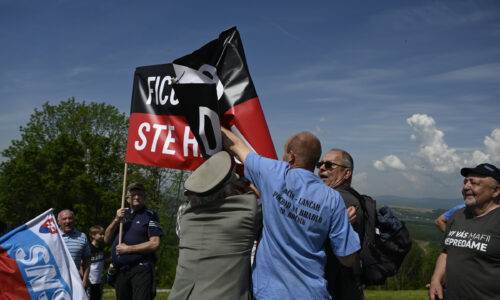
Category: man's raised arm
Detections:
[{"x1": 221, "y1": 127, "x2": 252, "y2": 164}]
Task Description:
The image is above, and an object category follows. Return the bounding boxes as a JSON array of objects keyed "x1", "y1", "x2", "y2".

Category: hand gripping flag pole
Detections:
[{"x1": 118, "y1": 163, "x2": 128, "y2": 245}]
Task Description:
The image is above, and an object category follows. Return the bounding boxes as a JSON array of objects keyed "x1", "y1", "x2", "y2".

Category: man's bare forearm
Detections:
[
  {"x1": 337, "y1": 252, "x2": 357, "y2": 267},
  {"x1": 429, "y1": 252, "x2": 447, "y2": 300},
  {"x1": 104, "y1": 217, "x2": 120, "y2": 244},
  {"x1": 82, "y1": 256, "x2": 90, "y2": 288},
  {"x1": 115, "y1": 236, "x2": 160, "y2": 255},
  {"x1": 221, "y1": 127, "x2": 252, "y2": 164},
  {"x1": 434, "y1": 214, "x2": 447, "y2": 233}
]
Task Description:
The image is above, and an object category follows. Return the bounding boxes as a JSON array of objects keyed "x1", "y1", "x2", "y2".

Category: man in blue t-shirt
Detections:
[
  {"x1": 434, "y1": 204, "x2": 466, "y2": 233},
  {"x1": 222, "y1": 128, "x2": 360, "y2": 300},
  {"x1": 104, "y1": 183, "x2": 162, "y2": 300}
]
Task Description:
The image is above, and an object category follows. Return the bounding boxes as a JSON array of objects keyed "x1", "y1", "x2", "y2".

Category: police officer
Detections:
[{"x1": 104, "y1": 183, "x2": 162, "y2": 300}]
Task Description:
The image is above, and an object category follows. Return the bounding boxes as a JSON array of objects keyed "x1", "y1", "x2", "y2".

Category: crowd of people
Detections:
[
  {"x1": 42, "y1": 129, "x2": 499, "y2": 300},
  {"x1": 55, "y1": 182, "x2": 163, "y2": 300}
]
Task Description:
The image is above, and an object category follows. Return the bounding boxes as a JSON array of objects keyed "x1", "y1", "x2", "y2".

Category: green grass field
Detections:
[
  {"x1": 102, "y1": 289, "x2": 428, "y2": 300},
  {"x1": 103, "y1": 291, "x2": 169, "y2": 300},
  {"x1": 365, "y1": 289, "x2": 428, "y2": 299}
]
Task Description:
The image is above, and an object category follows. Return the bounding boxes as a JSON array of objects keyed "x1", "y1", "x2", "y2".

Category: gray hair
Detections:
[{"x1": 329, "y1": 148, "x2": 353, "y2": 170}]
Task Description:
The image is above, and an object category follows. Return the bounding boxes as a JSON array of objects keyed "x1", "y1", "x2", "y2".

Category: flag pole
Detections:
[{"x1": 119, "y1": 162, "x2": 128, "y2": 244}]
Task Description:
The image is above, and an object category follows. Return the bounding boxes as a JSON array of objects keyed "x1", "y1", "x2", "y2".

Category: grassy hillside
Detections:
[
  {"x1": 375, "y1": 195, "x2": 462, "y2": 210},
  {"x1": 387, "y1": 205, "x2": 444, "y2": 247}
]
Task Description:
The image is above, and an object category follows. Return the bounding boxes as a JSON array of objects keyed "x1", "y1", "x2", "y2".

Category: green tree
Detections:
[
  {"x1": 422, "y1": 245, "x2": 441, "y2": 284},
  {"x1": 0, "y1": 98, "x2": 128, "y2": 230},
  {"x1": 0, "y1": 98, "x2": 189, "y2": 288},
  {"x1": 385, "y1": 243, "x2": 426, "y2": 290}
]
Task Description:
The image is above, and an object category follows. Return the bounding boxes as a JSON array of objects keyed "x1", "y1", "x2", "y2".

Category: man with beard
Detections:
[{"x1": 429, "y1": 163, "x2": 500, "y2": 300}]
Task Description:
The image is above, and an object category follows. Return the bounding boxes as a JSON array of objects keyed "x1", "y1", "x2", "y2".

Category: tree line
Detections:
[
  {"x1": 0, "y1": 98, "x2": 441, "y2": 289},
  {"x1": 0, "y1": 98, "x2": 186, "y2": 287}
]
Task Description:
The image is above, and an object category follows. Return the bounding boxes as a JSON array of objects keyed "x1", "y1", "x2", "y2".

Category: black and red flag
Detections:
[
  {"x1": 125, "y1": 27, "x2": 276, "y2": 170},
  {"x1": 172, "y1": 83, "x2": 222, "y2": 159}
]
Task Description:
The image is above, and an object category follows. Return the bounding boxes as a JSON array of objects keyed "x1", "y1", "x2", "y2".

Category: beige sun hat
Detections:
[{"x1": 184, "y1": 151, "x2": 236, "y2": 196}]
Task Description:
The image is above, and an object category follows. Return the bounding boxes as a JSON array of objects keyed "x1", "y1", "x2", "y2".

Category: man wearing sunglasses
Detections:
[
  {"x1": 318, "y1": 149, "x2": 365, "y2": 300},
  {"x1": 222, "y1": 128, "x2": 360, "y2": 300}
]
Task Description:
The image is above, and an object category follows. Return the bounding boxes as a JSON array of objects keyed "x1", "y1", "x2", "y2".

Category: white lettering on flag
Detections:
[{"x1": 0, "y1": 208, "x2": 88, "y2": 299}]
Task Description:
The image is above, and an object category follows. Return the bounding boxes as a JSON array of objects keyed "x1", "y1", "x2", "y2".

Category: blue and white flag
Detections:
[{"x1": 0, "y1": 208, "x2": 87, "y2": 299}]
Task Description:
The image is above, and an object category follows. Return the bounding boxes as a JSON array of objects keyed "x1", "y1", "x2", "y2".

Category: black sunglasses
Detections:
[{"x1": 316, "y1": 161, "x2": 348, "y2": 169}]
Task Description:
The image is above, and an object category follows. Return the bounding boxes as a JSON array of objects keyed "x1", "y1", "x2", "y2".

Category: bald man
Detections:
[{"x1": 222, "y1": 128, "x2": 360, "y2": 300}]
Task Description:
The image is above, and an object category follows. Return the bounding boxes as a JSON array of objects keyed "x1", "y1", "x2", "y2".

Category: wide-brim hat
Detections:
[
  {"x1": 184, "y1": 151, "x2": 235, "y2": 196},
  {"x1": 460, "y1": 163, "x2": 500, "y2": 184}
]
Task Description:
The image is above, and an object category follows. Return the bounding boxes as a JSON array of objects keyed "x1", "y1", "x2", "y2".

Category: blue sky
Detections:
[{"x1": 1, "y1": 0, "x2": 499, "y2": 201}]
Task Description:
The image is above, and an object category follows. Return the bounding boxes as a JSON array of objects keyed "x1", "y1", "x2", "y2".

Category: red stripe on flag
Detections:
[
  {"x1": 0, "y1": 248, "x2": 31, "y2": 299},
  {"x1": 224, "y1": 97, "x2": 277, "y2": 159},
  {"x1": 125, "y1": 113, "x2": 205, "y2": 170}
]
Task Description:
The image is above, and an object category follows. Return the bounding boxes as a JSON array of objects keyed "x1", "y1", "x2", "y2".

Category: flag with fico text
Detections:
[
  {"x1": 0, "y1": 209, "x2": 88, "y2": 300},
  {"x1": 125, "y1": 27, "x2": 276, "y2": 169}
]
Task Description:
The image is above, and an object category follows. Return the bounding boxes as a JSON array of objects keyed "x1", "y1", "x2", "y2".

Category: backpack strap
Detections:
[
  {"x1": 342, "y1": 186, "x2": 367, "y2": 214},
  {"x1": 340, "y1": 186, "x2": 368, "y2": 243}
]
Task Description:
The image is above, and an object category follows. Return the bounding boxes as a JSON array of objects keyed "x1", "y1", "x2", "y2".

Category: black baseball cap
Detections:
[
  {"x1": 127, "y1": 182, "x2": 146, "y2": 192},
  {"x1": 460, "y1": 163, "x2": 500, "y2": 184}
]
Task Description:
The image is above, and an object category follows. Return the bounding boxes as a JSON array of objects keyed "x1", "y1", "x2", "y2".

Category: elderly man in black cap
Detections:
[
  {"x1": 169, "y1": 151, "x2": 261, "y2": 300},
  {"x1": 429, "y1": 163, "x2": 500, "y2": 300},
  {"x1": 104, "y1": 182, "x2": 162, "y2": 300}
]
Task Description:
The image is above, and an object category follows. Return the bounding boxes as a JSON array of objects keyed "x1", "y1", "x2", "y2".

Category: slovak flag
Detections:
[{"x1": 0, "y1": 209, "x2": 88, "y2": 299}]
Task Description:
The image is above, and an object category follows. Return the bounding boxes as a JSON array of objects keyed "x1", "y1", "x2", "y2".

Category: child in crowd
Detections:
[{"x1": 87, "y1": 225, "x2": 105, "y2": 300}]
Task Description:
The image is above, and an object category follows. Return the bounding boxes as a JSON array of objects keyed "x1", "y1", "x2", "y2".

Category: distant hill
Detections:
[{"x1": 373, "y1": 195, "x2": 463, "y2": 210}]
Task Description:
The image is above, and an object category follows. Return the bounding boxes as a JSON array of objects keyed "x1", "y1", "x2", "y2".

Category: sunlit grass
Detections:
[
  {"x1": 101, "y1": 289, "x2": 427, "y2": 300},
  {"x1": 365, "y1": 289, "x2": 428, "y2": 300},
  {"x1": 102, "y1": 291, "x2": 170, "y2": 300}
]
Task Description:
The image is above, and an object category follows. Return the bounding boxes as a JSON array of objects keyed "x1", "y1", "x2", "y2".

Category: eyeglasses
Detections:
[
  {"x1": 316, "y1": 161, "x2": 348, "y2": 169},
  {"x1": 127, "y1": 192, "x2": 145, "y2": 198}
]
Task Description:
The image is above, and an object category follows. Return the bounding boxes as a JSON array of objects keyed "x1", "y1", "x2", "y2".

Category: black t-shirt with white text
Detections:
[{"x1": 443, "y1": 206, "x2": 500, "y2": 300}]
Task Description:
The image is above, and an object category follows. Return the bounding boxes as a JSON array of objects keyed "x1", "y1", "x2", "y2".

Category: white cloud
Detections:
[
  {"x1": 383, "y1": 154, "x2": 407, "y2": 170},
  {"x1": 467, "y1": 150, "x2": 489, "y2": 166},
  {"x1": 461, "y1": 128, "x2": 500, "y2": 165},
  {"x1": 484, "y1": 128, "x2": 500, "y2": 162},
  {"x1": 373, "y1": 2, "x2": 500, "y2": 31},
  {"x1": 353, "y1": 172, "x2": 368, "y2": 183},
  {"x1": 353, "y1": 172, "x2": 369, "y2": 191},
  {"x1": 402, "y1": 172, "x2": 418, "y2": 183},
  {"x1": 406, "y1": 114, "x2": 461, "y2": 173},
  {"x1": 373, "y1": 160, "x2": 385, "y2": 171},
  {"x1": 68, "y1": 66, "x2": 94, "y2": 77},
  {"x1": 373, "y1": 154, "x2": 406, "y2": 171},
  {"x1": 374, "y1": 115, "x2": 500, "y2": 176},
  {"x1": 433, "y1": 63, "x2": 500, "y2": 83}
]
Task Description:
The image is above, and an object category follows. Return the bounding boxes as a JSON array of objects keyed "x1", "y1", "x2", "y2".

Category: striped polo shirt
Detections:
[{"x1": 61, "y1": 228, "x2": 91, "y2": 269}]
